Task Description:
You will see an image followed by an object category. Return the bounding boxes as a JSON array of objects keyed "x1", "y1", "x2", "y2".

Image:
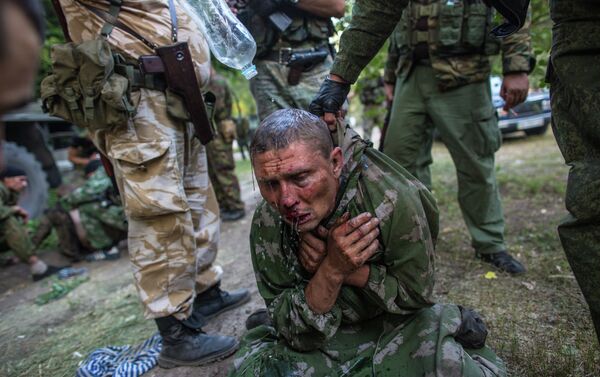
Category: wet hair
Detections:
[{"x1": 250, "y1": 109, "x2": 333, "y2": 159}]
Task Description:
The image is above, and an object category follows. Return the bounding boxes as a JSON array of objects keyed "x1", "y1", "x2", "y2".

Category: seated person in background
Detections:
[
  {"x1": 231, "y1": 109, "x2": 505, "y2": 377},
  {"x1": 0, "y1": 166, "x2": 63, "y2": 280},
  {"x1": 33, "y1": 160, "x2": 127, "y2": 261},
  {"x1": 67, "y1": 135, "x2": 99, "y2": 169}
]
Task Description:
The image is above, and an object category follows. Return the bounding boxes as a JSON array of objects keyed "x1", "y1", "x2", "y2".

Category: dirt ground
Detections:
[{"x1": 1, "y1": 131, "x2": 599, "y2": 377}]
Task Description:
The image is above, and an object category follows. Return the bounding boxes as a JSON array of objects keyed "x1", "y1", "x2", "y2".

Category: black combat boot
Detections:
[
  {"x1": 155, "y1": 316, "x2": 238, "y2": 368},
  {"x1": 193, "y1": 284, "x2": 250, "y2": 320},
  {"x1": 478, "y1": 250, "x2": 526, "y2": 274},
  {"x1": 245, "y1": 308, "x2": 273, "y2": 330}
]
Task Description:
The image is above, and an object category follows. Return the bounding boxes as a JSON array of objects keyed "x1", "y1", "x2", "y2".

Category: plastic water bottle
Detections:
[{"x1": 181, "y1": 0, "x2": 258, "y2": 80}]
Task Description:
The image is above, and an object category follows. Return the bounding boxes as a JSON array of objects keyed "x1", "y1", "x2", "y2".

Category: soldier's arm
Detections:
[
  {"x1": 330, "y1": 0, "x2": 409, "y2": 83},
  {"x1": 295, "y1": 0, "x2": 344, "y2": 18},
  {"x1": 500, "y1": 10, "x2": 534, "y2": 75},
  {"x1": 0, "y1": 195, "x2": 15, "y2": 221}
]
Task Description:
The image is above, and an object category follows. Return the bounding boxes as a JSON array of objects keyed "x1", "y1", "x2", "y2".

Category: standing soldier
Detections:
[
  {"x1": 379, "y1": 1, "x2": 534, "y2": 274},
  {"x1": 206, "y1": 67, "x2": 246, "y2": 222},
  {"x1": 356, "y1": 75, "x2": 386, "y2": 142},
  {"x1": 547, "y1": 0, "x2": 600, "y2": 343},
  {"x1": 45, "y1": 0, "x2": 250, "y2": 368},
  {"x1": 233, "y1": 0, "x2": 344, "y2": 120}
]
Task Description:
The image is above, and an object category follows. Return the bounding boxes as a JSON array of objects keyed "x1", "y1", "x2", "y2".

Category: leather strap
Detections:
[
  {"x1": 51, "y1": 0, "x2": 72, "y2": 42},
  {"x1": 168, "y1": 0, "x2": 178, "y2": 43}
]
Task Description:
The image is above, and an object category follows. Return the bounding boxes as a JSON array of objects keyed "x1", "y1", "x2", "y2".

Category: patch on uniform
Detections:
[{"x1": 375, "y1": 189, "x2": 398, "y2": 222}]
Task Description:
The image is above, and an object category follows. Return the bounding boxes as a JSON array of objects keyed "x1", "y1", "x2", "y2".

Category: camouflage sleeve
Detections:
[
  {"x1": 0, "y1": 186, "x2": 16, "y2": 221},
  {"x1": 249, "y1": 203, "x2": 343, "y2": 352},
  {"x1": 62, "y1": 171, "x2": 111, "y2": 210},
  {"x1": 331, "y1": 0, "x2": 409, "y2": 83},
  {"x1": 383, "y1": 33, "x2": 400, "y2": 84},
  {"x1": 500, "y1": 10, "x2": 534, "y2": 75},
  {"x1": 359, "y1": 152, "x2": 438, "y2": 314}
]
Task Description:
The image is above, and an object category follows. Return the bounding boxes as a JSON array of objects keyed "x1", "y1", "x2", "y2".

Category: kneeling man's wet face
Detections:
[{"x1": 253, "y1": 141, "x2": 343, "y2": 232}]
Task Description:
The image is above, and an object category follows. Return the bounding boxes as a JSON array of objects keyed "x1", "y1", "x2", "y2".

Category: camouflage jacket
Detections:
[
  {"x1": 550, "y1": 0, "x2": 600, "y2": 59},
  {"x1": 249, "y1": 126, "x2": 439, "y2": 352},
  {"x1": 331, "y1": 0, "x2": 409, "y2": 83},
  {"x1": 61, "y1": 169, "x2": 112, "y2": 210},
  {"x1": 383, "y1": 0, "x2": 534, "y2": 90},
  {"x1": 0, "y1": 183, "x2": 19, "y2": 222},
  {"x1": 207, "y1": 72, "x2": 233, "y2": 123}
]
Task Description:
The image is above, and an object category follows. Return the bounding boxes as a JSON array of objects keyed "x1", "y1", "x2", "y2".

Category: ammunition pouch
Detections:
[
  {"x1": 41, "y1": 39, "x2": 136, "y2": 132},
  {"x1": 401, "y1": 1, "x2": 500, "y2": 58}
]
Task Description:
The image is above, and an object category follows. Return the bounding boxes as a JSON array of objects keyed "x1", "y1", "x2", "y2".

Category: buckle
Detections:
[{"x1": 278, "y1": 47, "x2": 292, "y2": 65}]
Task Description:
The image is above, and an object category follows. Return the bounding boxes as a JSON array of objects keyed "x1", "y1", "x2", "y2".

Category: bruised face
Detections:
[
  {"x1": 3, "y1": 175, "x2": 28, "y2": 193},
  {"x1": 253, "y1": 142, "x2": 344, "y2": 233}
]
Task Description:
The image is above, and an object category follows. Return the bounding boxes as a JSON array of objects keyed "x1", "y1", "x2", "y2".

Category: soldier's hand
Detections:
[
  {"x1": 12, "y1": 206, "x2": 28, "y2": 223},
  {"x1": 309, "y1": 75, "x2": 351, "y2": 131},
  {"x1": 298, "y1": 226, "x2": 329, "y2": 274},
  {"x1": 325, "y1": 212, "x2": 380, "y2": 278},
  {"x1": 501, "y1": 72, "x2": 529, "y2": 110}
]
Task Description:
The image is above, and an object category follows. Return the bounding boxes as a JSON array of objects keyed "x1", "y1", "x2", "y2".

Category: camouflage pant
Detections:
[
  {"x1": 230, "y1": 304, "x2": 505, "y2": 377},
  {"x1": 548, "y1": 52, "x2": 600, "y2": 343},
  {"x1": 0, "y1": 216, "x2": 35, "y2": 263},
  {"x1": 206, "y1": 120, "x2": 244, "y2": 212},
  {"x1": 32, "y1": 208, "x2": 82, "y2": 259},
  {"x1": 250, "y1": 56, "x2": 333, "y2": 120},
  {"x1": 88, "y1": 88, "x2": 221, "y2": 320}
]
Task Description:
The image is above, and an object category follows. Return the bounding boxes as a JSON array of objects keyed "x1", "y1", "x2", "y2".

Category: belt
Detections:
[
  {"x1": 114, "y1": 63, "x2": 167, "y2": 92},
  {"x1": 263, "y1": 45, "x2": 329, "y2": 65}
]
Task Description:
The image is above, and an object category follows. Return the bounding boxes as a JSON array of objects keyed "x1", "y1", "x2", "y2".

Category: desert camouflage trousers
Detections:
[
  {"x1": 0, "y1": 216, "x2": 35, "y2": 263},
  {"x1": 88, "y1": 88, "x2": 221, "y2": 320},
  {"x1": 206, "y1": 120, "x2": 244, "y2": 212},
  {"x1": 249, "y1": 56, "x2": 332, "y2": 120},
  {"x1": 548, "y1": 50, "x2": 600, "y2": 343},
  {"x1": 230, "y1": 304, "x2": 506, "y2": 377}
]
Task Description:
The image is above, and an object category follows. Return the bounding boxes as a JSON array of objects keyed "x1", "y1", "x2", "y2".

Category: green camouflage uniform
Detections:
[
  {"x1": 33, "y1": 169, "x2": 126, "y2": 258},
  {"x1": 230, "y1": 126, "x2": 506, "y2": 376},
  {"x1": 379, "y1": 1, "x2": 533, "y2": 255},
  {"x1": 206, "y1": 72, "x2": 245, "y2": 213},
  {"x1": 547, "y1": 0, "x2": 600, "y2": 343},
  {"x1": 57, "y1": 0, "x2": 222, "y2": 320},
  {"x1": 357, "y1": 76, "x2": 386, "y2": 140},
  {"x1": 62, "y1": 169, "x2": 127, "y2": 250},
  {"x1": 0, "y1": 182, "x2": 35, "y2": 262},
  {"x1": 239, "y1": 7, "x2": 334, "y2": 120}
]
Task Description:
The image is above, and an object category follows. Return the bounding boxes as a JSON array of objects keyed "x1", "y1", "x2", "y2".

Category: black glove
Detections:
[
  {"x1": 248, "y1": 0, "x2": 290, "y2": 17},
  {"x1": 309, "y1": 78, "x2": 351, "y2": 117}
]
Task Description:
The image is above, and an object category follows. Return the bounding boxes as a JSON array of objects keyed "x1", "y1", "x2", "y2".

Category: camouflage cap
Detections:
[{"x1": 486, "y1": 0, "x2": 530, "y2": 37}]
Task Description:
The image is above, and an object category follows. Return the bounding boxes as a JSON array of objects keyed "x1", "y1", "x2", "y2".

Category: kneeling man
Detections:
[{"x1": 231, "y1": 109, "x2": 506, "y2": 376}]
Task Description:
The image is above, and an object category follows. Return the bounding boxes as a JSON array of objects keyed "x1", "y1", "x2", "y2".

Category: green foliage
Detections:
[{"x1": 37, "y1": 0, "x2": 65, "y2": 97}]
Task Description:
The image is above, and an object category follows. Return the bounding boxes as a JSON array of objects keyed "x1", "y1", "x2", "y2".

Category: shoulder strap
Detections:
[{"x1": 51, "y1": 0, "x2": 72, "y2": 42}]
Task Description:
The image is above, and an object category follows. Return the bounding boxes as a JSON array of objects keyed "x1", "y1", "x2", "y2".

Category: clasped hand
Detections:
[{"x1": 299, "y1": 212, "x2": 380, "y2": 279}]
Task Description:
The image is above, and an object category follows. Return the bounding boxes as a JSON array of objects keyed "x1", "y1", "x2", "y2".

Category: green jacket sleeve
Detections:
[
  {"x1": 359, "y1": 150, "x2": 437, "y2": 314},
  {"x1": 500, "y1": 10, "x2": 534, "y2": 75},
  {"x1": 331, "y1": 0, "x2": 409, "y2": 83},
  {"x1": 249, "y1": 202, "x2": 343, "y2": 352},
  {"x1": 62, "y1": 170, "x2": 111, "y2": 210},
  {"x1": 0, "y1": 185, "x2": 16, "y2": 221}
]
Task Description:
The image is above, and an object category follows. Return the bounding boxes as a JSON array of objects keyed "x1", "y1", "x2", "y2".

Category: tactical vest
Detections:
[
  {"x1": 394, "y1": 0, "x2": 501, "y2": 58},
  {"x1": 239, "y1": 7, "x2": 333, "y2": 58}
]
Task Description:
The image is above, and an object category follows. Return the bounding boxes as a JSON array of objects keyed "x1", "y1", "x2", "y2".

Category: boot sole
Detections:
[
  {"x1": 205, "y1": 291, "x2": 252, "y2": 321},
  {"x1": 157, "y1": 340, "x2": 239, "y2": 369}
]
